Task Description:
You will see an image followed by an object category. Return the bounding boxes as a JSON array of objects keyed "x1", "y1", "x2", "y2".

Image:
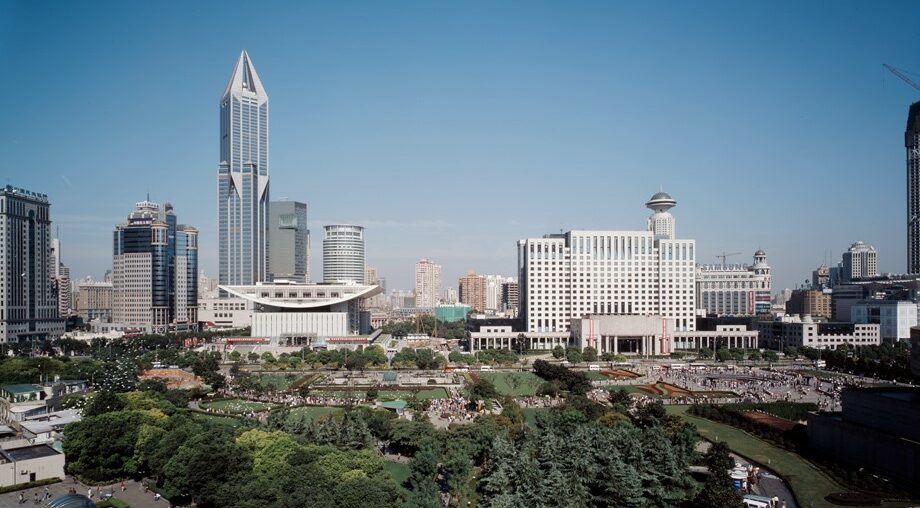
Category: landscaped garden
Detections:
[
  {"x1": 199, "y1": 398, "x2": 277, "y2": 413},
  {"x1": 287, "y1": 406, "x2": 343, "y2": 421},
  {"x1": 479, "y1": 372, "x2": 543, "y2": 397}
]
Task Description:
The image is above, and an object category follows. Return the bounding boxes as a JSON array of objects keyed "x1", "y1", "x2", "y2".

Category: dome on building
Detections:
[
  {"x1": 645, "y1": 191, "x2": 677, "y2": 211},
  {"x1": 48, "y1": 494, "x2": 96, "y2": 508},
  {"x1": 755, "y1": 249, "x2": 766, "y2": 257},
  {"x1": 648, "y1": 191, "x2": 672, "y2": 202}
]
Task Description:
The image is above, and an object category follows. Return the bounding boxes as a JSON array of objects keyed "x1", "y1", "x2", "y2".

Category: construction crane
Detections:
[
  {"x1": 883, "y1": 64, "x2": 920, "y2": 92},
  {"x1": 716, "y1": 251, "x2": 742, "y2": 266}
]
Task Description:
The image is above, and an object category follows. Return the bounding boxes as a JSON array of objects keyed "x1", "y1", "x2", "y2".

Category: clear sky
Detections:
[{"x1": 3, "y1": 1, "x2": 920, "y2": 292}]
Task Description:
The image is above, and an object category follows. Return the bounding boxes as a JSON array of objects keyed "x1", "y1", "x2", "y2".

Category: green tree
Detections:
[
  {"x1": 783, "y1": 346, "x2": 799, "y2": 358},
  {"x1": 83, "y1": 390, "x2": 125, "y2": 417},
  {"x1": 565, "y1": 346, "x2": 583, "y2": 364},
  {"x1": 748, "y1": 350, "x2": 762, "y2": 361},
  {"x1": 405, "y1": 442, "x2": 440, "y2": 508},
  {"x1": 582, "y1": 346, "x2": 598, "y2": 363},
  {"x1": 552, "y1": 345, "x2": 565, "y2": 359},
  {"x1": 763, "y1": 350, "x2": 779, "y2": 362},
  {"x1": 698, "y1": 347, "x2": 714, "y2": 359}
]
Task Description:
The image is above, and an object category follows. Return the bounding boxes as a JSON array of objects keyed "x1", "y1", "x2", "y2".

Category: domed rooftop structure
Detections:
[
  {"x1": 645, "y1": 191, "x2": 676, "y2": 211},
  {"x1": 48, "y1": 494, "x2": 96, "y2": 508},
  {"x1": 755, "y1": 249, "x2": 766, "y2": 257}
]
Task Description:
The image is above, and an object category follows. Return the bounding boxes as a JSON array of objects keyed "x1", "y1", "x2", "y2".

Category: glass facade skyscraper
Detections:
[{"x1": 219, "y1": 50, "x2": 269, "y2": 290}]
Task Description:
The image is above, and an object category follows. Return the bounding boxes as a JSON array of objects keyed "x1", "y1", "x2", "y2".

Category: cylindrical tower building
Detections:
[
  {"x1": 323, "y1": 225, "x2": 365, "y2": 284},
  {"x1": 646, "y1": 191, "x2": 677, "y2": 240}
]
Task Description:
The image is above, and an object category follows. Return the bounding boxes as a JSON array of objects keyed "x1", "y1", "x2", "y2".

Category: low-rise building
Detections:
[
  {"x1": 0, "y1": 381, "x2": 87, "y2": 424},
  {"x1": 197, "y1": 296, "x2": 253, "y2": 329},
  {"x1": 851, "y1": 300, "x2": 918, "y2": 343},
  {"x1": 0, "y1": 444, "x2": 65, "y2": 487},
  {"x1": 757, "y1": 316, "x2": 880, "y2": 350}
]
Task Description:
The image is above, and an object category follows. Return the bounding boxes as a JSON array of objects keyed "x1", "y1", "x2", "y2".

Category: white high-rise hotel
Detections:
[
  {"x1": 518, "y1": 192, "x2": 696, "y2": 337},
  {"x1": 218, "y1": 50, "x2": 270, "y2": 289}
]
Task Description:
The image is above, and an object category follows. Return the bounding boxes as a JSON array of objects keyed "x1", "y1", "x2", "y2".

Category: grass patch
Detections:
[
  {"x1": 584, "y1": 371, "x2": 607, "y2": 381},
  {"x1": 522, "y1": 407, "x2": 550, "y2": 428},
  {"x1": 479, "y1": 372, "x2": 543, "y2": 397},
  {"x1": 199, "y1": 398, "x2": 277, "y2": 413},
  {"x1": 253, "y1": 373, "x2": 299, "y2": 391},
  {"x1": 288, "y1": 406, "x2": 343, "y2": 421},
  {"x1": 384, "y1": 461, "x2": 411, "y2": 490},
  {"x1": 667, "y1": 405, "x2": 842, "y2": 508}
]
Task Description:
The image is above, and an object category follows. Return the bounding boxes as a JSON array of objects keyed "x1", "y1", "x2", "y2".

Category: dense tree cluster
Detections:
[
  {"x1": 532, "y1": 360, "x2": 592, "y2": 395},
  {"x1": 390, "y1": 348, "x2": 445, "y2": 370},
  {"x1": 380, "y1": 316, "x2": 467, "y2": 341}
]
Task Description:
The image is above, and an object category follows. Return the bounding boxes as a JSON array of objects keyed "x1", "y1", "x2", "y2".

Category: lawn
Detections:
[
  {"x1": 384, "y1": 461, "x2": 410, "y2": 490},
  {"x1": 253, "y1": 373, "x2": 300, "y2": 391},
  {"x1": 522, "y1": 407, "x2": 550, "y2": 428},
  {"x1": 307, "y1": 388, "x2": 449, "y2": 400},
  {"x1": 289, "y1": 406, "x2": 343, "y2": 421},
  {"x1": 584, "y1": 371, "x2": 608, "y2": 381},
  {"x1": 479, "y1": 372, "x2": 543, "y2": 397},
  {"x1": 199, "y1": 398, "x2": 277, "y2": 413},
  {"x1": 667, "y1": 405, "x2": 842, "y2": 508}
]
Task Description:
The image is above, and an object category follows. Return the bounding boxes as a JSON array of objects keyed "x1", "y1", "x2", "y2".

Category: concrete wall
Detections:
[
  {"x1": 0, "y1": 452, "x2": 65, "y2": 487},
  {"x1": 252, "y1": 312, "x2": 347, "y2": 338}
]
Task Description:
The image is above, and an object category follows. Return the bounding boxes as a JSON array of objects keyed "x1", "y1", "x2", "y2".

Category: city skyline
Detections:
[{"x1": 5, "y1": 1, "x2": 920, "y2": 292}]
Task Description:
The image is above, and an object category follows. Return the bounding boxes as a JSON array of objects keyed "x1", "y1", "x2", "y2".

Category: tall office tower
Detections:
[
  {"x1": 484, "y1": 275, "x2": 509, "y2": 312},
  {"x1": 907, "y1": 102, "x2": 920, "y2": 273},
  {"x1": 0, "y1": 186, "x2": 64, "y2": 342},
  {"x1": 218, "y1": 50, "x2": 269, "y2": 290},
  {"x1": 113, "y1": 200, "x2": 198, "y2": 333},
  {"x1": 841, "y1": 241, "x2": 878, "y2": 283},
  {"x1": 458, "y1": 271, "x2": 486, "y2": 312},
  {"x1": 519, "y1": 191, "x2": 696, "y2": 338},
  {"x1": 696, "y1": 250, "x2": 772, "y2": 316},
  {"x1": 50, "y1": 237, "x2": 72, "y2": 316},
  {"x1": 268, "y1": 201, "x2": 308, "y2": 282},
  {"x1": 322, "y1": 225, "x2": 365, "y2": 283},
  {"x1": 646, "y1": 191, "x2": 677, "y2": 240},
  {"x1": 415, "y1": 259, "x2": 441, "y2": 308}
]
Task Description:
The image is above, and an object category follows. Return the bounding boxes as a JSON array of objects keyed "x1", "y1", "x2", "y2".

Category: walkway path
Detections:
[{"x1": 0, "y1": 477, "x2": 163, "y2": 507}]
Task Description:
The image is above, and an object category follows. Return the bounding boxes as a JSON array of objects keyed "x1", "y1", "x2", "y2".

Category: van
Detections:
[
  {"x1": 479, "y1": 365, "x2": 494, "y2": 372},
  {"x1": 588, "y1": 364, "x2": 600, "y2": 371}
]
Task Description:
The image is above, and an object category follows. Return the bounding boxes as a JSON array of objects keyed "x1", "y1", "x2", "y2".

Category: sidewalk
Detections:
[{"x1": 0, "y1": 477, "x2": 165, "y2": 508}]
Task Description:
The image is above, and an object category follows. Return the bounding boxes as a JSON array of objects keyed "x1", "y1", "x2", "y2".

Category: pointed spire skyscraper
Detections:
[{"x1": 218, "y1": 50, "x2": 270, "y2": 290}]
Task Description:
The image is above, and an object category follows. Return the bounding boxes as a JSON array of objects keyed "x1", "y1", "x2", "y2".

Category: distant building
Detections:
[
  {"x1": 0, "y1": 186, "x2": 64, "y2": 342},
  {"x1": 75, "y1": 279, "x2": 113, "y2": 323},
  {"x1": 197, "y1": 296, "x2": 252, "y2": 329},
  {"x1": 112, "y1": 200, "x2": 198, "y2": 333},
  {"x1": 415, "y1": 259, "x2": 441, "y2": 309},
  {"x1": 841, "y1": 241, "x2": 878, "y2": 283},
  {"x1": 363, "y1": 266, "x2": 386, "y2": 309},
  {"x1": 785, "y1": 289, "x2": 832, "y2": 320},
  {"x1": 696, "y1": 250, "x2": 771, "y2": 316},
  {"x1": 50, "y1": 238, "x2": 71, "y2": 317},
  {"x1": 812, "y1": 264, "x2": 830, "y2": 289},
  {"x1": 268, "y1": 201, "x2": 308, "y2": 283},
  {"x1": 435, "y1": 303, "x2": 471, "y2": 323},
  {"x1": 756, "y1": 316, "x2": 880, "y2": 350},
  {"x1": 518, "y1": 191, "x2": 695, "y2": 353},
  {"x1": 323, "y1": 225, "x2": 365, "y2": 284},
  {"x1": 218, "y1": 50, "x2": 270, "y2": 290},
  {"x1": 851, "y1": 300, "x2": 918, "y2": 343},
  {"x1": 458, "y1": 271, "x2": 486, "y2": 312},
  {"x1": 501, "y1": 281, "x2": 519, "y2": 315},
  {"x1": 907, "y1": 101, "x2": 920, "y2": 274}
]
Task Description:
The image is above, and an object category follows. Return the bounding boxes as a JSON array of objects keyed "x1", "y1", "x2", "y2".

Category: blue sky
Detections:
[{"x1": 2, "y1": 1, "x2": 920, "y2": 291}]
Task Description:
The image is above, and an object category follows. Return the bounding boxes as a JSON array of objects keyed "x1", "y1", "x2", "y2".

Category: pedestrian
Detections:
[
  {"x1": 88, "y1": 487, "x2": 93, "y2": 499},
  {"x1": 154, "y1": 492, "x2": 161, "y2": 502},
  {"x1": 121, "y1": 481, "x2": 126, "y2": 492},
  {"x1": 17, "y1": 492, "x2": 23, "y2": 504},
  {"x1": 33, "y1": 492, "x2": 39, "y2": 505},
  {"x1": 43, "y1": 486, "x2": 50, "y2": 499}
]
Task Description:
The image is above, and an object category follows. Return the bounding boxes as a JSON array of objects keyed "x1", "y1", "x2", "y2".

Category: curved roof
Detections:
[
  {"x1": 220, "y1": 283, "x2": 382, "y2": 309},
  {"x1": 755, "y1": 249, "x2": 766, "y2": 256},
  {"x1": 648, "y1": 191, "x2": 673, "y2": 201},
  {"x1": 48, "y1": 495, "x2": 95, "y2": 508}
]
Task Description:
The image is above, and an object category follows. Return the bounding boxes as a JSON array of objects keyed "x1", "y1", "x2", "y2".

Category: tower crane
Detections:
[
  {"x1": 883, "y1": 64, "x2": 920, "y2": 92},
  {"x1": 716, "y1": 251, "x2": 742, "y2": 266}
]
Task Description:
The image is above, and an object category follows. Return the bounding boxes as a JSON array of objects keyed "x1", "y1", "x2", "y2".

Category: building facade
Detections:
[
  {"x1": 851, "y1": 300, "x2": 917, "y2": 343},
  {"x1": 322, "y1": 225, "x2": 365, "y2": 284},
  {"x1": 458, "y1": 271, "x2": 486, "y2": 312},
  {"x1": 907, "y1": 101, "x2": 920, "y2": 274},
  {"x1": 518, "y1": 191, "x2": 696, "y2": 344},
  {"x1": 268, "y1": 201, "x2": 308, "y2": 283},
  {"x1": 757, "y1": 316, "x2": 880, "y2": 350},
  {"x1": 0, "y1": 186, "x2": 64, "y2": 342},
  {"x1": 501, "y1": 281, "x2": 519, "y2": 315},
  {"x1": 841, "y1": 241, "x2": 878, "y2": 283},
  {"x1": 415, "y1": 259, "x2": 441, "y2": 309},
  {"x1": 218, "y1": 50, "x2": 270, "y2": 290},
  {"x1": 197, "y1": 296, "x2": 253, "y2": 329},
  {"x1": 50, "y1": 238, "x2": 71, "y2": 317},
  {"x1": 696, "y1": 250, "x2": 772, "y2": 316},
  {"x1": 75, "y1": 279, "x2": 113, "y2": 323},
  {"x1": 785, "y1": 289, "x2": 833, "y2": 320},
  {"x1": 113, "y1": 200, "x2": 198, "y2": 333}
]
